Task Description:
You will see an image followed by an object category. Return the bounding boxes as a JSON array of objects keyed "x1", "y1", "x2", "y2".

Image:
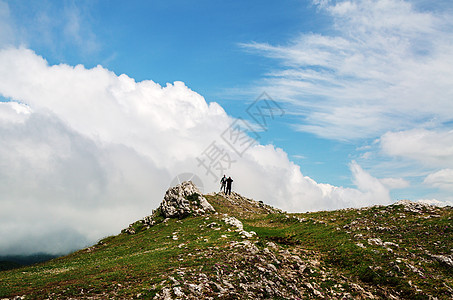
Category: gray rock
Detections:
[
  {"x1": 367, "y1": 238, "x2": 383, "y2": 246},
  {"x1": 430, "y1": 254, "x2": 453, "y2": 268},
  {"x1": 222, "y1": 216, "x2": 243, "y2": 231},
  {"x1": 159, "y1": 181, "x2": 215, "y2": 218},
  {"x1": 173, "y1": 286, "x2": 184, "y2": 297},
  {"x1": 121, "y1": 225, "x2": 136, "y2": 235}
]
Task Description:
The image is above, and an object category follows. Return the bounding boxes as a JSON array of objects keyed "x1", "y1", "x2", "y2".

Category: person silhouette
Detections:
[
  {"x1": 220, "y1": 175, "x2": 227, "y2": 193},
  {"x1": 225, "y1": 176, "x2": 233, "y2": 196}
]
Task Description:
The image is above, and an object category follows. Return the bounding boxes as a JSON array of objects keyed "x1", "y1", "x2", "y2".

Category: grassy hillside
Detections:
[{"x1": 0, "y1": 193, "x2": 451, "y2": 299}]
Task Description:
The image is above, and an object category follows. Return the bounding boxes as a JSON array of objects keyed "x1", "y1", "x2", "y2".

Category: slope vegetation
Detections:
[{"x1": 0, "y1": 188, "x2": 452, "y2": 299}]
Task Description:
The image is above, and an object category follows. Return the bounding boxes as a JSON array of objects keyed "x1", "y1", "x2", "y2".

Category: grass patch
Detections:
[{"x1": 1, "y1": 194, "x2": 451, "y2": 299}]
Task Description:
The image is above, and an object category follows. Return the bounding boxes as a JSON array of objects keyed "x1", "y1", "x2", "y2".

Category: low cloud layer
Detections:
[{"x1": 0, "y1": 48, "x2": 394, "y2": 255}]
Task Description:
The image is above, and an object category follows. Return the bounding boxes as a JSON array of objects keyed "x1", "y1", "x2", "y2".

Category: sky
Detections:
[{"x1": 0, "y1": 0, "x2": 452, "y2": 255}]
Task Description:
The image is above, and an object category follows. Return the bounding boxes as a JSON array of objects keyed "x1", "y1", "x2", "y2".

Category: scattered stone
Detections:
[
  {"x1": 393, "y1": 199, "x2": 437, "y2": 214},
  {"x1": 406, "y1": 263, "x2": 425, "y2": 277},
  {"x1": 223, "y1": 216, "x2": 244, "y2": 231},
  {"x1": 384, "y1": 241, "x2": 399, "y2": 248},
  {"x1": 266, "y1": 242, "x2": 277, "y2": 250},
  {"x1": 267, "y1": 263, "x2": 278, "y2": 272},
  {"x1": 173, "y1": 286, "x2": 184, "y2": 297},
  {"x1": 305, "y1": 282, "x2": 324, "y2": 298},
  {"x1": 430, "y1": 254, "x2": 453, "y2": 268},
  {"x1": 207, "y1": 222, "x2": 219, "y2": 228},
  {"x1": 367, "y1": 238, "x2": 383, "y2": 246},
  {"x1": 240, "y1": 230, "x2": 256, "y2": 238},
  {"x1": 121, "y1": 226, "x2": 136, "y2": 235},
  {"x1": 159, "y1": 287, "x2": 172, "y2": 300}
]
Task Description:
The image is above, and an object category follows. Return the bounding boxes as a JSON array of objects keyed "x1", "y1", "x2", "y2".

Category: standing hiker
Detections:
[
  {"x1": 226, "y1": 176, "x2": 233, "y2": 196},
  {"x1": 220, "y1": 175, "x2": 227, "y2": 193}
]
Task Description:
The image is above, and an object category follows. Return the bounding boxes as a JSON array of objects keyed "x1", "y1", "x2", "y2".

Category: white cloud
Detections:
[
  {"x1": 350, "y1": 160, "x2": 390, "y2": 201},
  {"x1": 241, "y1": 0, "x2": 453, "y2": 140},
  {"x1": 360, "y1": 151, "x2": 372, "y2": 159},
  {"x1": 0, "y1": 101, "x2": 31, "y2": 124},
  {"x1": 380, "y1": 129, "x2": 453, "y2": 168},
  {"x1": 230, "y1": 151, "x2": 391, "y2": 212},
  {"x1": 0, "y1": 107, "x2": 171, "y2": 255},
  {"x1": 380, "y1": 177, "x2": 410, "y2": 189},
  {"x1": 423, "y1": 169, "x2": 453, "y2": 191},
  {"x1": 0, "y1": 48, "x2": 393, "y2": 255},
  {"x1": 0, "y1": 48, "x2": 229, "y2": 169}
]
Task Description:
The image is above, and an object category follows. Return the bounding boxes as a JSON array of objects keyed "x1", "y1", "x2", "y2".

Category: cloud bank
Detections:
[{"x1": 0, "y1": 48, "x2": 393, "y2": 255}]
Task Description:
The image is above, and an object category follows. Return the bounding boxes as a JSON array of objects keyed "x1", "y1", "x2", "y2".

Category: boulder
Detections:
[
  {"x1": 159, "y1": 181, "x2": 215, "y2": 218},
  {"x1": 223, "y1": 216, "x2": 244, "y2": 231}
]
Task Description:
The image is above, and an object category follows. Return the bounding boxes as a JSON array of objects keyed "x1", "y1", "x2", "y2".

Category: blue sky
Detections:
[
  {"x1": 9, "y1": 1, "x2": 316, "y2": 84},
  {"x1": 1, "y1": 0, "x2": 453, "y2": 254}
]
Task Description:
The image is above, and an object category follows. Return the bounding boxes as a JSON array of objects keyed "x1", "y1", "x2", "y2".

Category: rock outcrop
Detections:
[
  {"x1": 159, "y1": 181, "x2": 215, "y2": 218},
  {"x1": 122, "y1": 181, "x2": 215, "y2": 234}
]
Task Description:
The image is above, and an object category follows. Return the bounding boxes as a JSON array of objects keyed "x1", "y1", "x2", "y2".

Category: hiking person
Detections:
[
  {"x1": 226, "y1": 176, "x2": 233, "y2": 196},
  {"x1": 220, "y1": 175, "x2": 227, "y2": 193}
]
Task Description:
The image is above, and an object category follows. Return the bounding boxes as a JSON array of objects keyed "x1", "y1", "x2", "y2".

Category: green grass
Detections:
[
  {"x1": 241, "y1": 205, "x2": 452, "y2": 299},
  {"x1": 0, "y1": 215, "x2": 238, "y2": 299},
  {"x1": 0, "y1": 195, "x2": 451, "y2": 299}
]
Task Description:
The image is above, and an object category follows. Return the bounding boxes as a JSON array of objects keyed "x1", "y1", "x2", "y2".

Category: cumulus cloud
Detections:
[
  {"x1": 374, "y1": 128, "x2": 453, "y2": 204},
  {"x1": 423, "y1": 169, "x2": 453, "y2": 191},
  {"x1": 229, "y1": 151, "x2": 391, "y2": 212},
  {"x1": 380, "y1": 129, "x2": 453, "y2": 168},
  {"x1": 241, "y1": 0, "x2": 453, "y2": 140},
  {"x1": 0, "y1": 48, "x2": 394, "y2": 255},
  {"x1": 0, "y1": 103, "x2": 170, "y2": 254}
]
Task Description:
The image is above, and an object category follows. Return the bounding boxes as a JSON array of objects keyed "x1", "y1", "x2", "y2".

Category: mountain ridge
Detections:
[{"x1": 0, "y1": 182, "x2": 451, "y2": 299}]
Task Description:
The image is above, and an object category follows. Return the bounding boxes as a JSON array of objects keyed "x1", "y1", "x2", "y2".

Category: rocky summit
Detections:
[
  {"x1": 122, "y1": 181, "x2": 215, "y2": 234},
  {"x1": 159, "y1": 181, "x2": 215, "y2": 218},
  {"x1": 0, "y1": 184, "x2": 452, "y2": 299}
]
